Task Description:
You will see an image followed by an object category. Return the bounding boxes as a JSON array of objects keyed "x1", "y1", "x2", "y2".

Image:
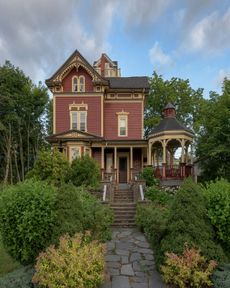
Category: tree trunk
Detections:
[
  {"x1": 18, "y1": 121, "x2": 25, "y2": 181},
  {"x1": 27, "y1": 116, "x2": 30, "y2": 172},
  {"x1": 3, "y1": 123, "x2": 11, "y2": 184},
  {"x1": 14, "y1": 147, "x2": 21, "y2": 182}
]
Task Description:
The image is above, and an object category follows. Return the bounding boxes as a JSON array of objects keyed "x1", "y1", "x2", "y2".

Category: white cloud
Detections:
[
  {"x1": 120, "y1": 0, "x2": 170, "y2": 27},
  {"x1": 0, "y1": 0, "x2": 116, "y2": 83},
  {"x1": 149, "y1": 42, "x2": 173, "y2": 69},
  {"x1": 183, "y1": 7, "x2": 230, "y2": 53}
]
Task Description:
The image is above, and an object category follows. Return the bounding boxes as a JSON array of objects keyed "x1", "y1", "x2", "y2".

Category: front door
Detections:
[{"x1": 119, "y1": 157, "x2": 127, "y2": 183}]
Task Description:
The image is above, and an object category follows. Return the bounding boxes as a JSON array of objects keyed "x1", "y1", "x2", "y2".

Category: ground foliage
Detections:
[{"x1": 32, "y1": 232, "x2": 105, "y2": 288}]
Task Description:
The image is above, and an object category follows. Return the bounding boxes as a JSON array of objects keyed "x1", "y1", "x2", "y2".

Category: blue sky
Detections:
[{"x1": 0, "y1": 0, "x2": 230, "y2": 97}]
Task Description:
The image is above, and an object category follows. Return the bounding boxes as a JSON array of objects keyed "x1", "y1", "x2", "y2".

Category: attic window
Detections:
[{"x1": 72, "y1": 76, "x2": 85, "y2": 92}]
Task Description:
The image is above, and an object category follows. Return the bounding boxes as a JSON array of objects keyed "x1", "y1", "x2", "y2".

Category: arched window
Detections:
[
  {"x1": 72, "y1": 76, "x2": 78, "y2": 92},
  {"x1": 79, "y1": 76, "x2": 85, "y2": 92}
]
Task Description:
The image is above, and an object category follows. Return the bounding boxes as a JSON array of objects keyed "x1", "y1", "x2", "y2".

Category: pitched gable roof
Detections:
[{"x1": 45, "y1": 50, "x2": 108, "y2": 88}]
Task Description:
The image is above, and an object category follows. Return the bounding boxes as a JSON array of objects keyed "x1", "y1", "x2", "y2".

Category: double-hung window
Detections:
[
  {"x1": 117, "y1": 111, "x2": 129, "y2": 137},
  {"x1": 70, "y1": 103, "x2": 88, "y2": 132}
]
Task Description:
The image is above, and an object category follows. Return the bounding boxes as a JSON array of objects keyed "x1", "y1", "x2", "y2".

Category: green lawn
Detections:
[{"x1": 0, "y1": 236, "x2": 19, "y2": 276}]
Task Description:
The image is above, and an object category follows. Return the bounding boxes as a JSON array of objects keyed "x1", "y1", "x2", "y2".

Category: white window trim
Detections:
[
  {"x1": 72, "y1": 76, "x2": 85, "y2": 92},
  {"x1": 70, "y1": 110, "x2": 87, "y2": 131},
  {"x1": 70, "y1": 146, "x2": 81, "y2": 161},
  {"x1": 116, "y1": 110, "x2": 129, "y2": 137}
]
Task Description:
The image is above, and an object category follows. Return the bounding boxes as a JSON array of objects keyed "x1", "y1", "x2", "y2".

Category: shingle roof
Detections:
[
  {"x1": 149, "y1": 117, "x2": 193, "y2": 135},
  {"x1": 108, "y1": 77, "x2": 149, "y2": 89}
]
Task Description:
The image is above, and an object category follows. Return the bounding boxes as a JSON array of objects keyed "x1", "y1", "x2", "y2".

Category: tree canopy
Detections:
[
  {"x1": 196, "y1": 79, "x2": 230, "y2": 181},
  {"x1": 145, "y1": 72, "x2": 204, "y2": 136},
  {"x1": 0, "y1": 61, "x2": 49, "y2": 184}
]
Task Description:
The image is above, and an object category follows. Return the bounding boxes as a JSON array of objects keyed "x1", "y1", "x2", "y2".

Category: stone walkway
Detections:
[{"x1": 101, "y1": 228, "x2": 166, "y2": 288}]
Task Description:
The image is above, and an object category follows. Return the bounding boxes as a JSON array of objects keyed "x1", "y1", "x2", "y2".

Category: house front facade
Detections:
[{"x1": 46, "y1": 50, "x2": 149, "y2": 184}]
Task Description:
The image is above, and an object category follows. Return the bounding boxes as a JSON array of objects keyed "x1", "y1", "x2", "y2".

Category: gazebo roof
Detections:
[{"x1": 148, "y1": 103, "x2": 194, "y2": 137}]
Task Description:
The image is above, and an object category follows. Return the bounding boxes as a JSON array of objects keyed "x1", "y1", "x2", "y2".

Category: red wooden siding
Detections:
[
  {"x1": 62, "y1": 67, "x2": 94, "y2": 92},
  {"x1": 104, "y1": 102, "x2": 142, "y2": 139},
  {"x1": 55, "y1": 96, "x2": 101, "y2": 135}
]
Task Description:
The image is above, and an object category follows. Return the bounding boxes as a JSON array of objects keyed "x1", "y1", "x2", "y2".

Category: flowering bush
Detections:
[
  {"x1": 33, "y1": 232, "x2": 106, "y2": 288},
  {"x1": 161, "y1": 245, "x2": 217, "y2": 288}
]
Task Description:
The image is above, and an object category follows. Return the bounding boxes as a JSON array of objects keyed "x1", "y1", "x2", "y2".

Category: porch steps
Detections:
[
  {"x1": 111, "y1": 189, "x2": 136, "y2": 227},
  {"x1": 114, "y1": 189, "x2": 134, "y2": 202}
]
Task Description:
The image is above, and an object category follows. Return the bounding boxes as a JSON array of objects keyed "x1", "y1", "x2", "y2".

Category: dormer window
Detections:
[{"x1": 72, "y1": 76, "x2": 85, "y2": 92}]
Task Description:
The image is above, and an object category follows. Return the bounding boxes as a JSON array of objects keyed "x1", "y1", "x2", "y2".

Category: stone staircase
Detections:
[{"x1": 111, "y1": 188, "x2": 136, "y2": 227}]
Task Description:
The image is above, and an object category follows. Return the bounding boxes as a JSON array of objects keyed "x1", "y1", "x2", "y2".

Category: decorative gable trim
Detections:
[{"x1": 45, "y1": 50, "x2": 108, "y2": 89}]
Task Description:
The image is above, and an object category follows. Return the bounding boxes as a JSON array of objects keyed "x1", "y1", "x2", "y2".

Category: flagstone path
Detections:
[{"x1": 101, "y1": 228, "x2": 166, "y2": 288}]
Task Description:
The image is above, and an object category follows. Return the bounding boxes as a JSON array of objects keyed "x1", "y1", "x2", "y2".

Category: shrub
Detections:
[
  {"x1": 53, "y1": 184, "x2": 113, "y2": 243},
  {"x1": 0, "y1": 265, "x2": 35, "y2": 288},
  {"x1": 32, "y1": 232, "x2": 106, "y2": 288},
  {"x1": 78, "y1": 189, "x2": 113, "y2": 242},
  {"x1": 158, "y1": 178, "x2": 226, "y2": 268},
  {"x1": 0, "y1": 180, "x2": 57, "y2": 264},
  {"x1": 202, "y1": 178, "x2": 230, "y2": 249},
  {"x1": 145, "y1": 185, "x2": 173, "y2": 205},
  {"x1": 212, "y1": 263, "x2": 230, "y2": 288},
  {"x1": 139, "y1": 167, "x2": 159, "y2": 187},
  {"x1": 161, "y1": 245, "x2": 217, "y2": 288},
  {"x1": 52, "y1": 183, "x2": 84, "y2": 243},
  {"x1": 136, "y1": 203, "x2": 169, "y2": 248},
  {"x1": 70, "y1": 155, "x2": 100, "y2": 188},
  {"x1": 26, "y1": 149, "x2": 70, "y2": 185}
]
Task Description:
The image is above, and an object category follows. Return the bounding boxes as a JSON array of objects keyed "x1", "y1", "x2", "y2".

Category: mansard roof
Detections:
[{"x1": 108, "y1": 77, "x2": 149, "y2": 89}]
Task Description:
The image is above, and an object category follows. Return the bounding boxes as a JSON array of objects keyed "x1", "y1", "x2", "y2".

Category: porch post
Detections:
[
  {"x1": 162, "y1": 139, "x2": 166, "y2": 179},
  {"x1": 114, "y1": 146, "x2": 117, "y2": 182},
  {"x1": 130, "y1": 146, "x2": 133, "y2": 180},
  {"x1": 181, "y1": 139, "x2": 185, "y2": 178},
  {"x1": 148, "y1": 142, "x2": 152, "y2": 165},
  {"x1": 101, "y1": 146, "x2": 104, "y2": 180}
]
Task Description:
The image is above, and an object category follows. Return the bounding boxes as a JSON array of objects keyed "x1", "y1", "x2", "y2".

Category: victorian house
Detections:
[{"x1": 46, "y1": 50, "x2": 193, "y2": 184}]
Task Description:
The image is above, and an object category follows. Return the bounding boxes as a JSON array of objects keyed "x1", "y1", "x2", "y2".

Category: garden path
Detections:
[{"x1": 101, "y1": 228, "x2": 166, "y2": 288}]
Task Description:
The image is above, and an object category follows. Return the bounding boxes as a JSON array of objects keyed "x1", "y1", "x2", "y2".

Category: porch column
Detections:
[
  {"x1": 181, "y1": 139, "x2": 185, "y2": 178},
  {"x1": 162, "y1": 139, "x2": 166, "y2": 178},
  {"x1": 148, "y1": 142, "x2": 152, "y2": 165},
  {"x1": 101, "y1": 146, "x2": 104, "y2": 180},
  {"x1": 130, "y1": 146, "x2": 133, "y2": 180},
  {"x1": 181, "y1": 139, "x2": 185, "y2": 163},
  {"x1": 114, "y1": 146, "x2": 117, "y2": 182}
]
